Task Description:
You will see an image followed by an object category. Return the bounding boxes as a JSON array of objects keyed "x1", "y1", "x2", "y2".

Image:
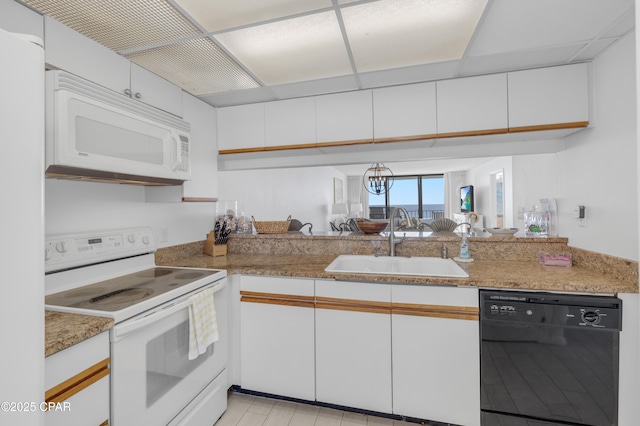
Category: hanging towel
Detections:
[{"x1": 188, "y1": 287, "x2": 219, "y2": 360}]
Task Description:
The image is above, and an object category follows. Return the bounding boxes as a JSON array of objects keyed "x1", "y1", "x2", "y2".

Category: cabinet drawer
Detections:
[
  {"x1": 45, "y1": 375, "x2": 109, "y2": 426},
  {"x1": 240, "y1": 276, "x2": 314, "y2": 297},
  {"x1": 45, "y1": 332, "x2": 109, "y2": 391}
]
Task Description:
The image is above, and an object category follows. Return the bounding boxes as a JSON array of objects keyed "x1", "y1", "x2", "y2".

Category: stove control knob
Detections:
[
  {"x1": 142, "y1": 235, "x2": 150, "y2": 245},
  {"x1": 128, "y1": 234, "x2": 137, "y2": 244},
  {"x1": 55, "y1": 241, "x2": 67, "y2": 253}
]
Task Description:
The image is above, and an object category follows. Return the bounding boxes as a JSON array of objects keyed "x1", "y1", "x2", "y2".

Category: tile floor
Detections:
[{"x1": 215, "y1": 392, "x2": 416, "y2": 426}]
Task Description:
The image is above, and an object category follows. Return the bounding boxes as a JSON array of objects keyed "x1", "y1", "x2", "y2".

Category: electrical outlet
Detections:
[
  {"x1": 517, "y1": 207, "x2": 525, "y2": 220},
  {"x1": 160, "y1": 227, "x2": 169, "y2": 243},
  {"x1": 578, "y1": 217, "x2": 587, "y2": 228}
]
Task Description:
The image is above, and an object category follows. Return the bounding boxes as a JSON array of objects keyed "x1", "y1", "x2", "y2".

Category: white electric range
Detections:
[{"x1": 45, "y1": 227, "x2": 228, "y2": 426}]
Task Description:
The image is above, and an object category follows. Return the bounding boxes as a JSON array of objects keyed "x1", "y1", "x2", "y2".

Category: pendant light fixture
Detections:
[{"x1": 362, "y1": 162, "x2": 394, "y2": 195}]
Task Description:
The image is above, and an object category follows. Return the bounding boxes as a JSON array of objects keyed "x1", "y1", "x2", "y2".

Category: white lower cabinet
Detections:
[
  {"x1": 44, "y1": 331, "x2": 110, "y2": 426},
  {"x1": 240, "y1": 276, "x2": 315, "y2": 401},
  {"x1": 391, "y1": 285, "x2": 480, "y2": 426},
  {"x1": 315, "y1": 280, "x2": 392, "y2": 413}
]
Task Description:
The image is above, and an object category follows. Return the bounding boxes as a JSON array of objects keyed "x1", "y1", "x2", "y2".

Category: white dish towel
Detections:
[{"x1": 188, "y1": 287, "x2": 219, "y2": 360}]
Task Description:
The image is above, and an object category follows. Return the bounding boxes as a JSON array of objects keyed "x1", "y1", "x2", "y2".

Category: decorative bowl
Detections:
[
  {"x1": 487, "y1": 227, "x2": 519, "y2": 236},
  {"x1": 427, "y1": 218, "x2": 459, "y2": 233},
  {"x1": 356, "y1": 221, "x2": 388, "y2": 234}
]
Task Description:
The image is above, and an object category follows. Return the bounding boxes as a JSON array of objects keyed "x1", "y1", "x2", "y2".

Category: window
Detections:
[{"x1": 368, "y1": 174, "x2": 444, "y2": 219}]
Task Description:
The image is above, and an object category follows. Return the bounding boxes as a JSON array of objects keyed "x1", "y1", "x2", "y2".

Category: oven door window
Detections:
[{"x1": 146, "y1": 319, "x2": 212, "y2": 406}]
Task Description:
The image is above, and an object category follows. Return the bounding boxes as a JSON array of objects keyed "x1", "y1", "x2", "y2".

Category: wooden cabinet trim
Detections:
[
  {"x1": 373, "y1": 133, "x2": 438, "y2": 144},
  {"x1": 315, "y1": 296, "x2": 391, "y2": 315},
  {"x1": 181, "y1": 197, "x2": 218, "y2": 202},
  {"x1": 99, "y1": 421, "x2": 109, "y2": 426},
  {"x1": 45, "y1": 358, "x2": 110, "y2": 407},
  {"x1": 392, "y1": 302, "x2": 479, "y2": 321},
  {"x1": 240, "y1": 291, "x2": 315, "y2": 308},
  {"x1": 219, "y1": 121, "x2": 586, "y2": 156},
  {"x1": 508, "y1": 121, "x2": 589, "y2": 133},
  {"x1": 436, "y1": 127, "x2": 509, "y2": 139}
]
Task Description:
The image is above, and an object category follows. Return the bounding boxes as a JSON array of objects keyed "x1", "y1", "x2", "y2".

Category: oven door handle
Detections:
[{"x1": 112, "y1": 279, "x2": 226, "y2": 341}]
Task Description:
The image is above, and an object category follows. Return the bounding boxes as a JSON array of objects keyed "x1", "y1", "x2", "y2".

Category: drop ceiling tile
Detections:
[
  {"x1": 214, "y1": 11, "x2": 352, "y2": 86},
  {"x1": 21, "y1": 0, "x2": 201, "y2": 51},
  {"x1": 125, "y1": 37, "x2": 259, "y2": 95},
  {"x1": 342, "y1": 0, "x2": 488, "y2": 73},
  {"x1": 468, "y1": 0, "x2": 634, "y2": 56},
  {"x1": 174, "y1": 0, "x2": 332, "y2": 32}
]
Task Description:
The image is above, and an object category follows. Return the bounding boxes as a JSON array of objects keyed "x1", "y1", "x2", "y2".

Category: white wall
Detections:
[
  {"x1": 45, "y1": 180, "x2": 216, "y2": 246},
  {"x1": 467, "y1": 157, "x2": 514, "y2": 229},
  {"x1": 512, "y1": 30, "x2": 638, "y2": 261},
  {"x1": 217, "y1": 167, "x2": 346, "y2": 233}
]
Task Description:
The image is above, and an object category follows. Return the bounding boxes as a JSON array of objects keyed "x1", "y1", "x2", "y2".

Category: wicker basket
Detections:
[{"x1": 252, "y1": 215, "x2": 292, "y2": 234}]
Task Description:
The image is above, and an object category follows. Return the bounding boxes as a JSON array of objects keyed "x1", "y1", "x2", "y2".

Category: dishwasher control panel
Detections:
[{"x1": 481, "y1": 290, "x2": 622, "y2": 330}]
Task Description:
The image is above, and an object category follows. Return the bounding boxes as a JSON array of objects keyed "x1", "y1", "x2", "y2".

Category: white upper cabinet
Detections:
[
  {"x1": 436, "y1": 73, "x2": 508, "y2": 135},
  {"x1": 129, "y1": 63, "x2": 182, "y2": 117},
  {"x1": 373, "y1": 82, "x2": 437, "y2": 140},
  {"x1": 181, "y1": 92, "x2": 217, "y2": 200},
  {"x1": 0, "y1": 0, "x2": 43, "y2": 39},
  {"x1": 44, "y1": 17, "x2": 182, "y2": 117},
  {"x1": 265, "y1": 97, "x2": 316, "y2": 147},
  {"x1": 508, "y1": 63, "x2": 589, "y2": 130},
  {"x1": 316, "y1": 90, "x2": 373, "y2": 144},
  {"x1": 217, "y1": 103, "x2": 265, "y2": 151}
]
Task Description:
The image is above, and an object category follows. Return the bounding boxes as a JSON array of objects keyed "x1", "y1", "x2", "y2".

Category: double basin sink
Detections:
[{"x1": 324, "y1": 255, "x2": 469, "y2": 278}]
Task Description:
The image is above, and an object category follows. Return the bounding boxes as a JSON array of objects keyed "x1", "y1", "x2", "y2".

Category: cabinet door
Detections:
[
  {"x1": 265, "y1": 97, "x2": 316, "y2": 148},
  {"x1": 181, "y1": 92, "x2": 217, "y2": 199},
  {"x1": 373, "y1": 82, "x2": 437, "y2": 140},
  {"x1": 44, "y1": 16, "x2": 130, "y2": 96},
  {"x1": 45, "y1": 332, "x2": 110, "y2": 426},
  {"x1": 240, "y1": 276, "x2": 315, "y2": 401},
  {"x1": 130, "y1": 63, "x2": 183, "y2": 117},
  {"x1": 392, "y1": 285, "x2": 480, "y2": 426},
  {"x1": 315, "y1": 280, "x2": 392, "y2": 413},
  {"x1": 218, "y1": 104, "x2": 265, "y2": 151},
  {"x1": 316, "y1": 90, "x2": 373, "y2": 144},
  {"x1": 508, "y1": 63, "x2": 589, "y2": 130},
  {"x1": 436, "y1": 73, "x2": 508, "y2": 135}
]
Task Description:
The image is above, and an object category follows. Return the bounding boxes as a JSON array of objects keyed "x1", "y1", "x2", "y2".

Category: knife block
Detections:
[{"x1": 203, "y1": 231, "x2": 227, "y2": 257}]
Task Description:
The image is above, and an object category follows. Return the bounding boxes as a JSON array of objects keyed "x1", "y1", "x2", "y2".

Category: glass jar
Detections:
[{"x1": 524, "y1": 205, "x2": 550, "y2": 237}]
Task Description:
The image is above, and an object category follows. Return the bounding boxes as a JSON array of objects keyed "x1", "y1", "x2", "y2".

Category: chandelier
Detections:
[{"x1": 362, "y1": 162, "x2": 394, "y2": 195}]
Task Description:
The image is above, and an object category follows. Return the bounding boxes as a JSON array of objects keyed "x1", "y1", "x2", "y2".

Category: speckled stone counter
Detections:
[
  {"x1": 155, "y1": 232, "x2": 638, "y2": 294},
  {"x1": 156, "y1": 251, "x2": 638, "y2": 295},
  {"x1": 45, "y1": 311, "x2": 114, "y2": 357}
]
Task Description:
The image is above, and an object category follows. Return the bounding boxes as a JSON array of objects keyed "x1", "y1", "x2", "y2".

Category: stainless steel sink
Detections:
[{"x1": 324, "y1": 255, "x2": 469, "y2": 278}]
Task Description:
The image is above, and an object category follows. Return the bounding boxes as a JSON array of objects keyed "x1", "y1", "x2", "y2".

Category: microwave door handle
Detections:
[
  {"x1": 112, "y1": 280, "x2": 226, "y2": 341},
  {"x1": 171, "y1": 134, "x2": 181, "y2": 171}
]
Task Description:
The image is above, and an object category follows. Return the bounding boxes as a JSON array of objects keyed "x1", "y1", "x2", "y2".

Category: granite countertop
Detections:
[
  {"x1": 45, "y1": 310, "x2": 114, "y2": 357},
  {"x1": 158, "y1": 253, "x2": 638, "y2": 295}
]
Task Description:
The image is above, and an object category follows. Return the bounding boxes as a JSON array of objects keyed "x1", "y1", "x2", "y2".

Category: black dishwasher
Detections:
[{"x1": 480, "y1": 290, "x2": 622, "y2": 426}]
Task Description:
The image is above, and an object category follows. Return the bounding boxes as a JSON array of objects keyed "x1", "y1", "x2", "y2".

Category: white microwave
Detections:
[{"x1": 45, "y1": 71, "x2": 191, "y2": 185}]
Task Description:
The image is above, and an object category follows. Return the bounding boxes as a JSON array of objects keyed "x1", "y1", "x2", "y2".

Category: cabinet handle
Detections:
[
  {"x1": 134, "y1": 92, "x2": 141, "y2": 99},
  {"x1": 124, "y1": 88, "x2": 132, "y2": 96}
]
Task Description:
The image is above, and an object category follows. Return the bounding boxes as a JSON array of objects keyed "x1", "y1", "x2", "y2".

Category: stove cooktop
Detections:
[{"x1": 45, "y1": 267, "x2": 220, "y2": 314}]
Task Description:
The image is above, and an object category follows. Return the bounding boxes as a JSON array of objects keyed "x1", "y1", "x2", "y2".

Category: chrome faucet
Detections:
[
  {"x1": 456, "y1": 222, "x2": 472, "y2": 234},
  {"x1": 388, "y1": 206, "x2": 411, "y2": 256}
]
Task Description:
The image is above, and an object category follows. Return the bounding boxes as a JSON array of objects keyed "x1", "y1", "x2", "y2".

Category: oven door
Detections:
[{"x1": 110, "y1": 279, "x2": 227, "y2": 426}]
